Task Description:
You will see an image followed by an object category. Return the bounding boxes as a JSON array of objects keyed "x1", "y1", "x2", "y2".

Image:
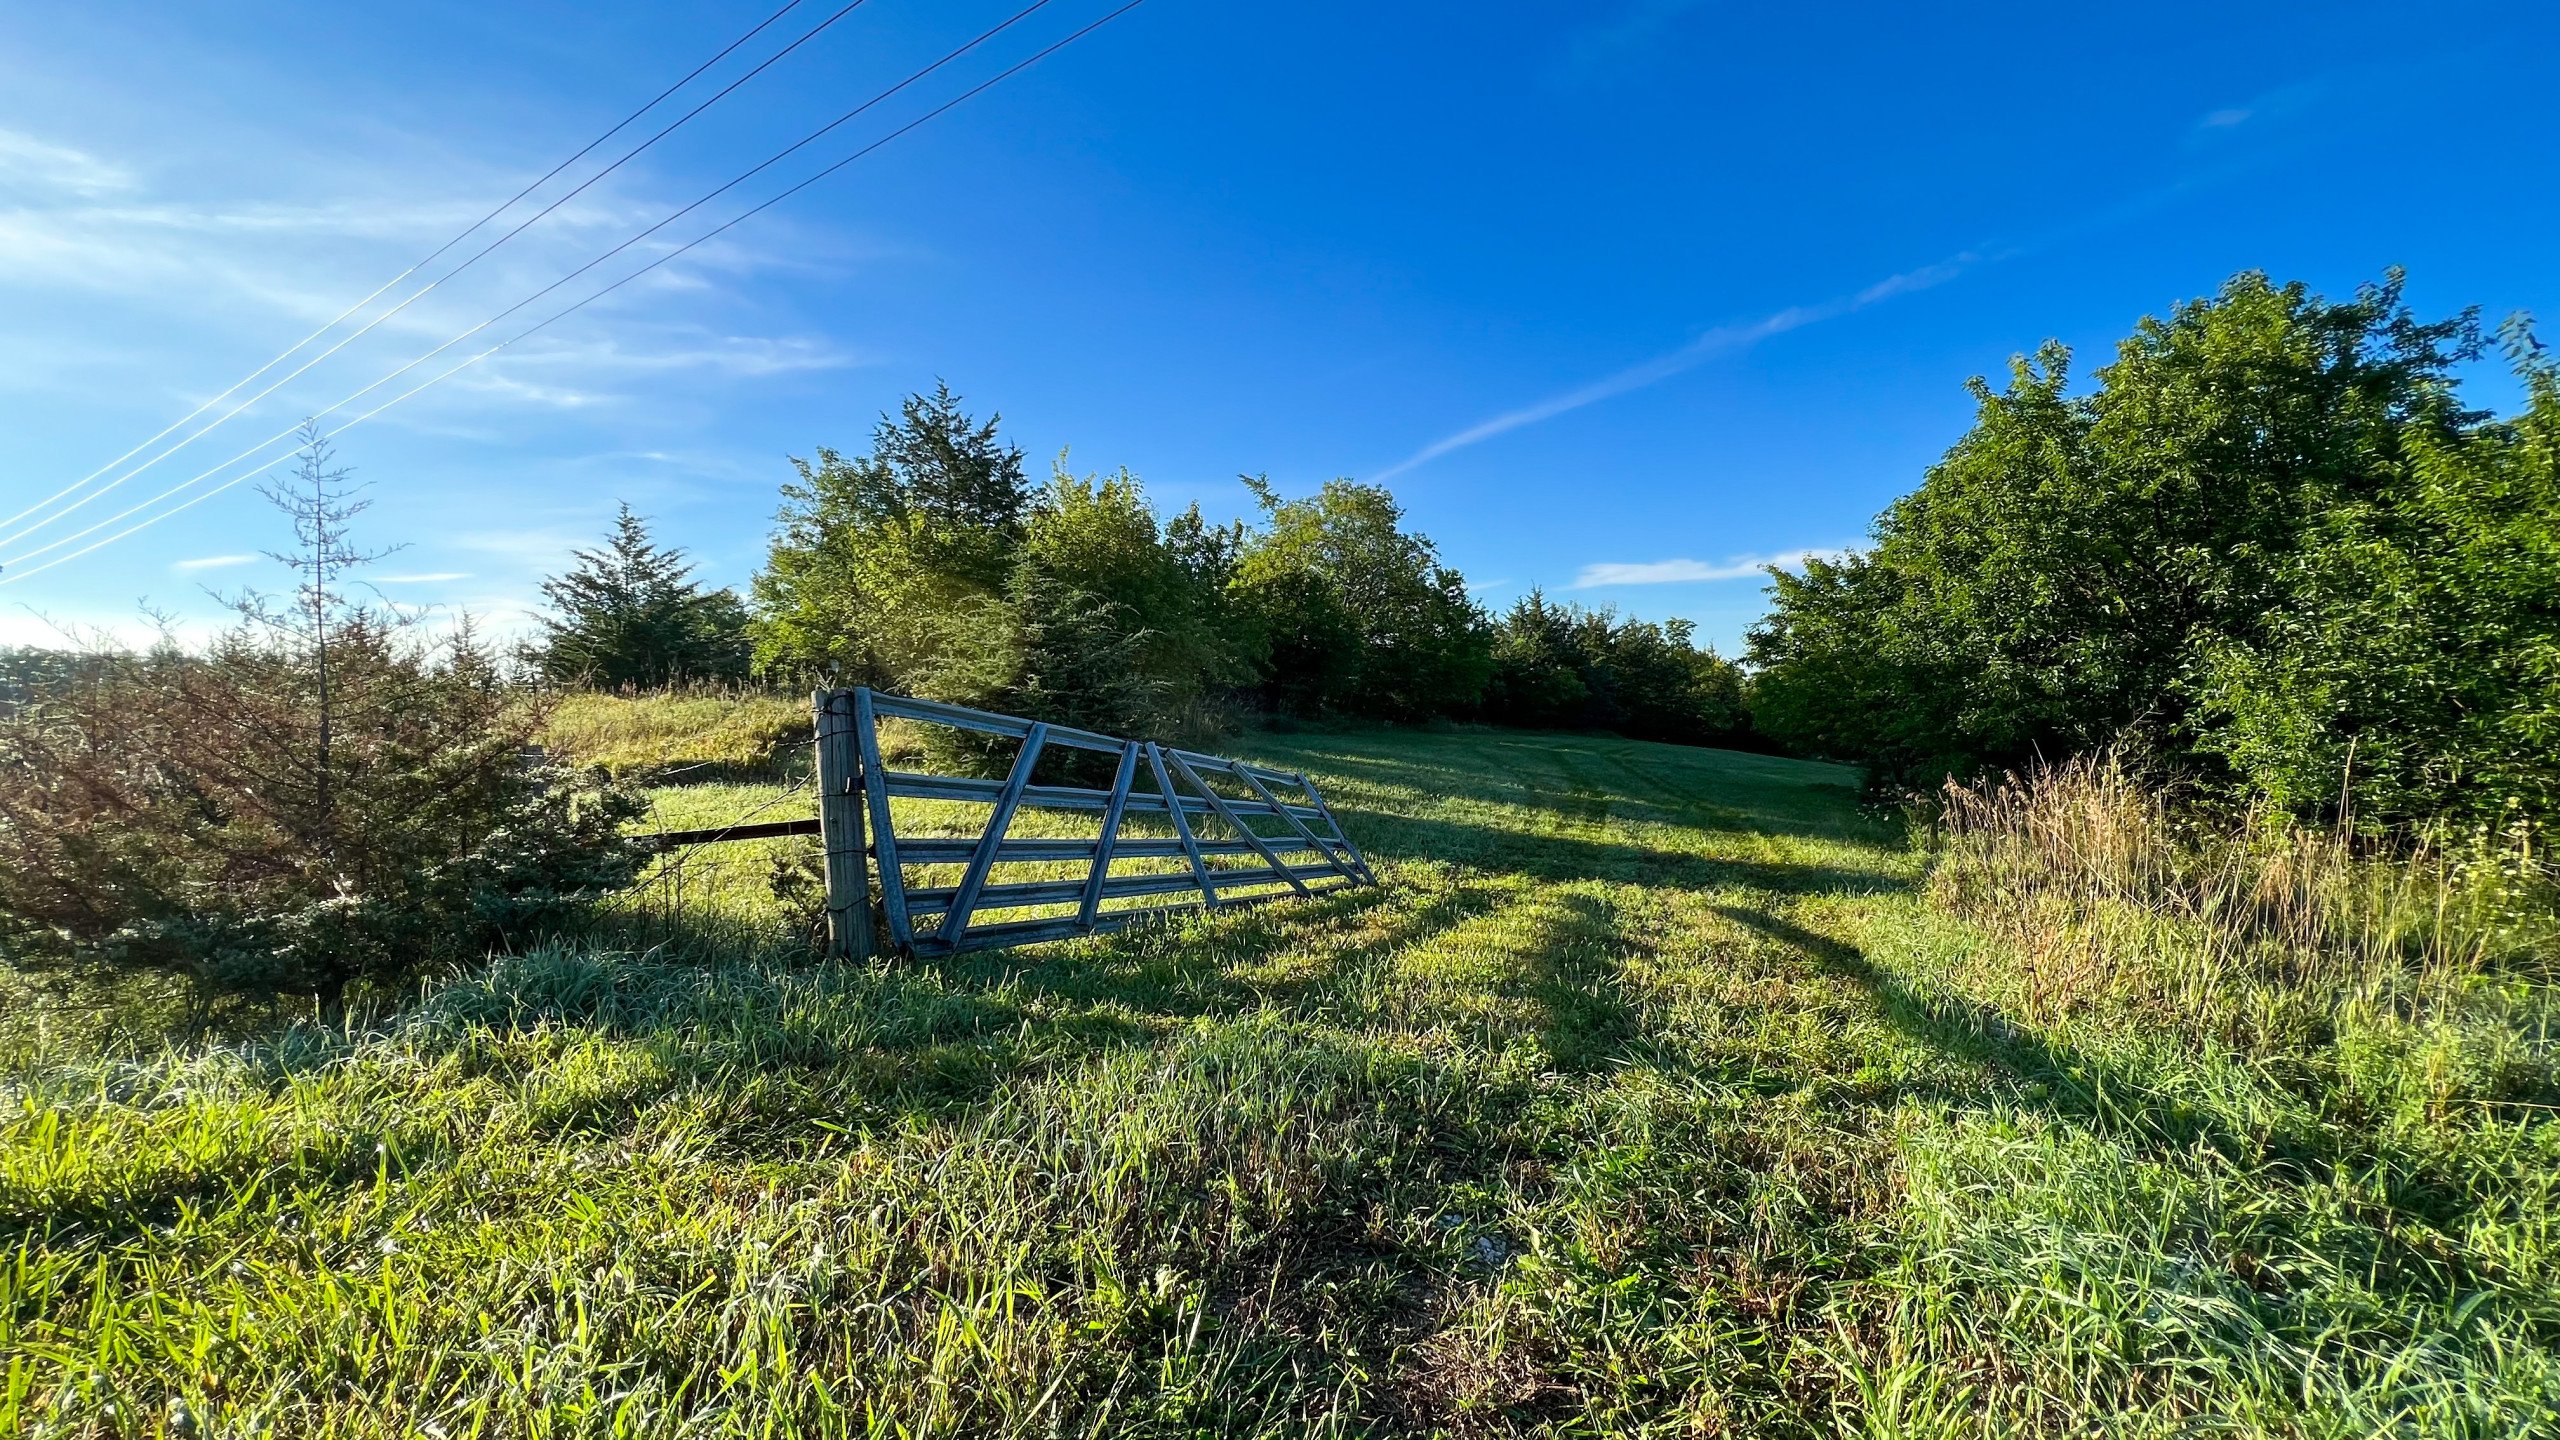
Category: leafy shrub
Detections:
[
  {"x1": 2194, "y1": 326, "x2": 2560, "y2": 832},
  {"x1": 1748, "y1": 270, "x2": 2560, "y2": 830},
  {"x1": 913, "y1": 468, "x2": 1254, "y2": 757}
]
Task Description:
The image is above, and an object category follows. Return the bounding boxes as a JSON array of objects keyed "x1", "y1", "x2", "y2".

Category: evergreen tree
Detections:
[
  {"x1": 875, "y1": 381, "x2": 1032, "y2": 543},
  {"x1": 530, "y1": 505, "x2": 749, "y2": 688},
  {"x1": 0, "y1": 431, "x2": 645, "y2": 1005},
  {"x1": 751, "y1": 385, "x2": 1028, "y2": 680},
  {"x1": 240, "y1": 423, "x2": 402, "y2": 838}
]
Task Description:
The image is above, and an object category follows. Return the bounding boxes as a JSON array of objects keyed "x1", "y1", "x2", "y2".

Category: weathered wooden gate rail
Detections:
[{"x1": 645, "y1": 687, "x2": 1374, "y2": 960}]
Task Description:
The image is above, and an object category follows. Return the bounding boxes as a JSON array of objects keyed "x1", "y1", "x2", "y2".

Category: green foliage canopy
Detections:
[
  {"x1": 2196, "y1": 325, "x2": 2560, "y2": 830},
  {"x1": 751, "y1": 383, "x2": 1032, "y2": 685},
  {"x1": 1228, "y1": 477, "x2": 1493, "y2": 720},
  {"x1": 1747, "y1": 270, "x2": 2559, "y2": 830},
  {"x1": 749, "y1": 389, "x2": 1750, "y2": 749},
  {"x1": 1488, "y1": 590, "x2": 1748, "y2": 745}
]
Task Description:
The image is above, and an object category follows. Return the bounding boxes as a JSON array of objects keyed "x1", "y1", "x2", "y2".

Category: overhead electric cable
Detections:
[
  {"x1": 1, "y1": 0, "x2": 1053, "y2": 574},
  {"x1": 1, "y1": 0, "x2": 1150, "y2": 588},
  {"x1": 0, "y1": 0, "x2": 878, "y2": 551},
  {"x1": 0, "y1": 0, "x2": 814, "y2": 539}
]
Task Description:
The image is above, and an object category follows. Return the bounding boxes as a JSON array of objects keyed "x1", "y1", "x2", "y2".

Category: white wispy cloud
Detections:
[
  {"x1": 0, "y1": 600, "x2": 223, "y2": 651},
  {"x1": 374, "y1": 571, "x2": 471, "y2": 584},
  {"x1": 170, "y1": 552, "x2": 260, "y2": 572},
  {"x1": 1373, "y1": 253, "x2": 1980, "y2": 481},
  {"x1": 0, "y1": 123, "x2": 845, "y2": 425},
  {"x1": 450, "y1": 525, "x2": 596, "y2": 567},
  {"x1": 0, "y1": 128, "x2": 131, "y2": 196},
  {"x1": 1570, "y1": 547, "x2": 1848, "y2": 588},
  {"x1": 2185, "y1": 80, "x2": 2324, "y2": 146}
]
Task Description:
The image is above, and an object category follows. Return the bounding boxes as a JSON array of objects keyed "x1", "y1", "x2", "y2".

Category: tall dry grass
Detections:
[
  {"x1": 535, "y1": 688, "x2": 929, "y2": 781},
  {"x1": 1928, "y1": 752, "x2": 2557, "y2": 1043}
]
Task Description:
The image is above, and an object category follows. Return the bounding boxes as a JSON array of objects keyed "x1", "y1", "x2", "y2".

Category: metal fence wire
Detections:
[{"x1": 639, "y1": 688, "x2": 1376, "y2": 960}]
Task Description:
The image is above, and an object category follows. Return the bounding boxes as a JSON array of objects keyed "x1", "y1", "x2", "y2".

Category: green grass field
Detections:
[{"x1": 5, "y1": 722, "x2": 2555, "y2": 1436}]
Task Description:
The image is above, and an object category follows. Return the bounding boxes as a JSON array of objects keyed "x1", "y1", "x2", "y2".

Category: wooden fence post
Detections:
[{"x1": 814, "y1": 688, "x2": 875, "y2": 961}]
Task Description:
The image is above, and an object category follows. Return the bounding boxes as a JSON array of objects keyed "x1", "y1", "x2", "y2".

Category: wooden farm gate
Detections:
[{"x1": 648, "y1": 688, "x2": 1374, "y2": 959}]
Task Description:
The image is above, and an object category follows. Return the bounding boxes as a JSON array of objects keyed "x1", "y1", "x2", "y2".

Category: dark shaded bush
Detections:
[
  {"x1": 526, "y1": 504, "x2": 751, "y2": 688},
  {"x1": 0, "y1": 430, "x2": 644, "y2": 1006},
  {"x1": 1488, "y1": 590, "x2": 1749, "y2": 746}
]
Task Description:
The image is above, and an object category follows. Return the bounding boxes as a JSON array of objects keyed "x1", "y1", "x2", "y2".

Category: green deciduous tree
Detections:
[
  {"x1": 751, "y1": 384, "x2": 1028, "y2": 683},
  {"x1": 750, "y1": 393, "x2": 1505, "y2": 737},
  {"x1": 1229, "y1": 477, "x2": 1492, "y2": 719},
  {"x1": 1486, "y1": 590, "x2": 1748, "y2": 745},
  {"x1": 923, "y1": 466, "x2": 1247, "y2": 744},
  {"x1": 1749, "y1": 270, "x2": 2502, "y2": 810},
  {"x1": 2196, "y1": 327, "x2": 2560, "y2": 830}
]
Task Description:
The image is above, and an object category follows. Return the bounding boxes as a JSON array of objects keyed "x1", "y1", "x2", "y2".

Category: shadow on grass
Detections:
[
  {"x1": 1519, "y1": 890, "x2": 1641, "y2": 1073},
  {"x1": 1259, "y1": 733, "x2": 1875, "y2": 846},
  {"x1": 10, "y1": 737, "x2": 1910, "y2": 1243},
  {"x1": 1713, "y1": 902, "x2": 2560, "y2": 1347},
  {"x1": 1713, "y1": 904, "x2": 2329, "y2": 1175},
  {"x1": 1351, "y1": 811, "x2": 1911, "y2": 897},
  {"x1": 965, "y1": 881, "x2": 1513, "y2": 1020},
  {"x1": 488, "y1": 795, "x2": 1910, "y2": 1146}
]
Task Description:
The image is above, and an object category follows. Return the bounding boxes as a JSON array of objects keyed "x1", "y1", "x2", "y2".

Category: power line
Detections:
[
  {"x1": 0, "y1": 0, "x2": 812, "y2": 540},
  {"x1": 1, "y1": 0, "x2": 1052, "y2": 576},
  {"x1": 0, "y1": 0, "x2": 1151, "y2": 589},
  {"x1": 0, "y1": 0, "x2": 875, "y2": 553}
]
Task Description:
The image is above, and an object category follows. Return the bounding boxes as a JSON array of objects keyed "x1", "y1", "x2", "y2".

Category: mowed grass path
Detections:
[{"x1": 5, "y1": 728, "x2": 2553, "y2": 1436}]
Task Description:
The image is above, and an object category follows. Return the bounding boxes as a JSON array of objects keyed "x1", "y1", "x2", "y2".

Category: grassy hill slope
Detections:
[{"x1": 5, "y1": 724, "x2": 2553, "y2": 1436}]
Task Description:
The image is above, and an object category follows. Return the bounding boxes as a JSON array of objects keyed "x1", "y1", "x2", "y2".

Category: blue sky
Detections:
[{"x1": 2, "y1": 0, "x2": 2552, "y2": 654}]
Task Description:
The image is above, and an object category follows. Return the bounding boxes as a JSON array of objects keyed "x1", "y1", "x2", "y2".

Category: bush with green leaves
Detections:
[
  {"x1": 2195, "y1": 326, "x2": 2560, "y2": 831},
  {"x1": 1747, "y1": 270, "x2": 2559, "y2": 829}
]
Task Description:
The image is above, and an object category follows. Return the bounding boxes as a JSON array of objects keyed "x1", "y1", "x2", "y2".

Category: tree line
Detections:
[
  {"x1": 1745, "y1": 270, "x2": 2560, "y2": 834},
  {"x1": 500, "y1": 266, "x2": 2560, "y2": 834},
  {"x1": 531, "y1": 382, "x2": 1755, "y2": 748},
  {"x1": 0, "y1": 393, "x2": 1751, "y2": 1009},
  {"x1": 12, "y1": 266, "x2": 2550, "y2": 1012}
]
